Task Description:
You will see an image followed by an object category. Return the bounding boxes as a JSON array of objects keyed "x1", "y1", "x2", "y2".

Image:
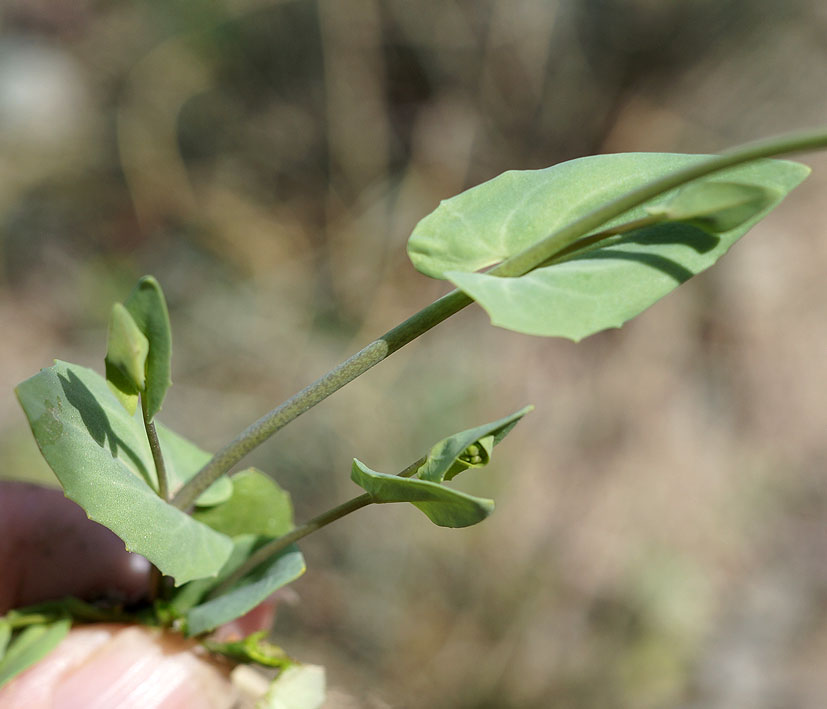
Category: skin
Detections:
[{"x1": 0, "y1": 482, "x2": 275, "y2": 708}]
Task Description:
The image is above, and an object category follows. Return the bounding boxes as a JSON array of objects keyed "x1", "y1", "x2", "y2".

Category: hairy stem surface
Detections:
[{"x1": 172, "y1": 289, "x2": 469, "y2": 510}]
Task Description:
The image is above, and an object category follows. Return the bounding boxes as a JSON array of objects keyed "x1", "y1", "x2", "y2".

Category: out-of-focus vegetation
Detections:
[{"x1": 1, "y1": 1, "x2": 826, "y2": 706}]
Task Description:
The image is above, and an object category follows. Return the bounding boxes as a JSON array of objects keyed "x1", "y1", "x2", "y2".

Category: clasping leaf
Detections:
[
  {"x1": 351, "y1": 406, "x2": 531, "y2": 528},
  {"x1": 408, "y1": 154, "x2": 809, "y2": 340},
  {"x1": 644, "y1": 180, "x2": 779, "y2": 232},
  {"x1": 418, "y1": 405, "x2": 532, "y2": 483}
]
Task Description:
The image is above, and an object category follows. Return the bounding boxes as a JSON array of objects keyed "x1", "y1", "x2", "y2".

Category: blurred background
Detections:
[{"x1": 1, "y1": 0, "x2": 826, "y2": 706}]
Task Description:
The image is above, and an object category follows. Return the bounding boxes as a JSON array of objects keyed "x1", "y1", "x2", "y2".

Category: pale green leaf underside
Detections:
[
  {"x1": 351, "y1": 459, "x2": 494, "y2": 528},
  {"x1": 192, "y1": 468, "x2": 294, "y2": 538},
  {"x1": 408, "y1": 153, "x2": 809, "y2": 340},
  {"x1": 15, "y1": 361, "x2": 232, "y2": 585}
]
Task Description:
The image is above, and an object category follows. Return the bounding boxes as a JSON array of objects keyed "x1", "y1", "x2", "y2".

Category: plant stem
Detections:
[
  {"x1": 147, "y1": 567, "x2": 163, "y2": 604},
  {"x1": 171, "y1": 288, "x2": 470, "y2": 510},
  {"x1": 141, "y1": 394, "x2": 170, "y2": 601},
  {"x1": 205, "y1": 456, "x2": 427, "y2": 598},
  {"x1": 142, "y1": 395, "x2": 170, "y2": 501},
  {"x1": 172, "y1": 128, "x2": 827, "y2": 512},
  {"x1": 491, "y1": 128, "x2": 827, "y2": 278},
  {"x1": 536, "y1": 213, "x2": 666, "y2": 267},
  {"x1": 206, "y1": 494, "x2": 371, "y2": 599}
]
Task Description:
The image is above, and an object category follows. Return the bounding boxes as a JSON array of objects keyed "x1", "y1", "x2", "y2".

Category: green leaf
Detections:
[
  {"x1": 160, "y1": 469, "x2": 283, "y2": 617},
  {"x1": 15, "y1": 361, "x2": 233, "y2": 585},
  {"x1": 169, "y1": 535, "x2": 259, "y2": 616},
  {"x1": 0, "y1": 619, "x2": 71, "y2": 689},
  {"x1": 105, "y1": 360, "x2": 140, "y2": 416},
  {"x1": 156, "y1": 423, "x2": 232, "y2": 508},
  {"x1": 0, "y1": 620, "x2": 10, "y2": 658},
  {"x1": 193, "y1": 469, "x2": 294, "y2": 538},
  {"x1": 123, "y1": 276, "x2": 172, "y2": 420},
  {"x1": 258, "y1": 664, "x2": 326, "y2": 709},
  {"x1": 408, "y1": 153, "x2": 809, "y2": 340},
  {"x1": 644, "y1": 180, "x2": 779, "y2": 232},
  {"x1": 202, "y1": 631, "x2": 291, "y2": 668},
  {"x1": 3, "y1": 598, "x2": 133, "y2": 626},
  {"x1": 186, "y1": 542, "x2": 305, "y2": 636},
  {"x1": 104, "y1": 303, "x2": 149, "y2": 414},
  {"x1": 418, "y1": 405, "x2": 532, "y2": 483},
  {"x1": 350, "y1": 407, "x2": 531, "y2": 527},
  {"x1": 351, "y1": 459, "x2": 494, "y2": 528}
]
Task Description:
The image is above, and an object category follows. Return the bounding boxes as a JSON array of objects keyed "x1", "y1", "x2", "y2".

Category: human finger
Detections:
[
  {"x1": 0, "y1": 481, "x2": 150, "y2": 613},
  {"x1": 0, "y1": 624, "x2": 242, "y2": 709}
]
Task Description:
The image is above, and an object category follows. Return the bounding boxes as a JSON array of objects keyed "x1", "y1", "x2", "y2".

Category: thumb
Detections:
[{"x1": 0, "y1": 624, "x2": 242, "y2": 709}]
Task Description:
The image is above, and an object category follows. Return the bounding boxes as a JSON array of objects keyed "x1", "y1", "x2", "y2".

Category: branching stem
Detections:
[
  {"x1": 171, "y1": 288, "x2": 469, "y2": 510},
  {"x1": 172, "y1": 128, "x2": 827, "y2": 513}
]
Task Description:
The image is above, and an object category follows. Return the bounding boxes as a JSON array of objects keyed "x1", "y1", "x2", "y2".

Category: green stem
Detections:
[
  {"x1": 205, "y1": 456, "x2": 427, "y2": 599},
  {"x1": 147, "y1": 566, "x2": 163, "y2": 604},
  {"x1": 171, "y1": 288, "x2": 470, "y2": 510},
  {"x1": 141, "y1": 395, "x2": 170, "y2": 601},
  {"x1": 172, "y1": 128, "x2": 827, "y2": 512},
  {"x1": 490, "y1": 128, "x2": 827, "y2": 278},
  {"x1": 207, "y1": 494, "x2": 372, "y2": 599},
  {"x1": 536, "y1": 212, "x2": 666, "y2": 267},
  {"x1": 142, "y1": 396, "x2": 170, "y2": 501}
]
